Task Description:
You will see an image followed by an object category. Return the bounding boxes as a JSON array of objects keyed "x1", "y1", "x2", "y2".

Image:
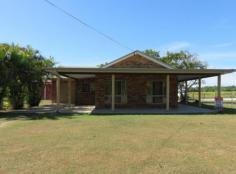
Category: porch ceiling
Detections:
[{"x1": 47, "y1": 67, "x2": 235, "y2": 81}]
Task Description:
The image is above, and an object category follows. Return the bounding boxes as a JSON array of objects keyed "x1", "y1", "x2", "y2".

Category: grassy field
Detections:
[
  {"x1": 1, "y1": 114, "x2": 236, "y2": 174},
  {"x1": 188, "y1": 91, "x2": 236, "y2": 110},
  {"x1": 189, "y1": 91, "x2": 236, "y2": 99}
]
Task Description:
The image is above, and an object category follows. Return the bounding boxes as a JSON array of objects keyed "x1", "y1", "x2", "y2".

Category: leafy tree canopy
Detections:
[
  {"x1": 143, "y1": 49, "x2": 207, "y2": 69},
  {"x1": 0, "y1": 43, "x2": 54, "y2": 109},
  {"x1": 143, "y1": 49, "x2": 160, "y2": 59}
]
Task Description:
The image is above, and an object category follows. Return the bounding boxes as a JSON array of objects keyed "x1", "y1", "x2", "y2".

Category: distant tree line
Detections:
[
  {"x1": 189, "y1": 86, "x2": 236, "y2": 92},
  {"x1": 0, "y1": 43, "x2": 54, "y2": 109}
]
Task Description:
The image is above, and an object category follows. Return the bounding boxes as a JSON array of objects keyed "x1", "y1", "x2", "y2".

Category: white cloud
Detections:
[
  {"x1": 203, "y1": 72, "x2": 236, "y2": 86},
  {"x1": 199, "y1": 51, "x2": 236, "y2": 86},
  {"x1": 161, "y1": 41, "x2": 191, "y2": 52}
]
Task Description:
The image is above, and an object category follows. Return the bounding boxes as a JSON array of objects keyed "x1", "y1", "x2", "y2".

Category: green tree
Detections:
[
  {"x1": 0, "y1": 43, "x2": 54, "y2": 109},
  {"x1": 143, "y1": 49, "x2": 160, "y2": 58},
  {"x1": 161, "y1": 51, "x2": 207, "y2": 102},
  {"x1": 97, "y1": 62, "x2": 109, "y2": 68},
  {"x1": 24, "y1": 47, "x2": 54, "y2": 107},
  {"x1": 0, "y1": 44, "x2": 10, "y2": 109},
  {"x1": 5, "y1": 45, "x2": 28, "y2": 109},
  {"x1": 161, "y1": 51, "x2": 207, "y2": 69}
]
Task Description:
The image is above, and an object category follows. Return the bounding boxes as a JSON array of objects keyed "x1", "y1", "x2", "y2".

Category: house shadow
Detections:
[
  {"x1": 0, "y1": 105, "x2": 90, "y2": 120},
  {"x1": 0, "y1": 103, "x2": 235, "y2": 120},
  {"x1": 187, "y1": 102, "x2": 236, "y2": 115},
  {"x1": 0, "y1": 112, "x2": 85, "y2": 121}
]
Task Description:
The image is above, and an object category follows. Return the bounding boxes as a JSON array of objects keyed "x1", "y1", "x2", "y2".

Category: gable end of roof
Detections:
[{"x1": 103, "y1": 50, "x2": 173, "y2": 69}]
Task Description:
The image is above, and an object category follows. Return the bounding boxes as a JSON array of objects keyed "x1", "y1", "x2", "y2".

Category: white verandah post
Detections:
[
  {"x1": 185, "y1": 81, "x2": 188, "y2": 104},
  {"x1": 217, "y1": 75, "x2": 221, "y2": 97},
  {"x1": 111, "y1": 74, "x2": 115, "y2": 111},
  {"x1": 198, "y1": 78, "x2": 201, "y2": 107},
  {"x1": 216, "y1": 74, "x2": 223, "y2": 112},
  {"x1": 56, "y1": 75, "x2": 61, "y2": 112},
  {"x1": 68, "y1": 78, "x2": 72, "y2": 107},
  {"x1": 166, "y1": 74, "x2": 170, "y2": 111}
]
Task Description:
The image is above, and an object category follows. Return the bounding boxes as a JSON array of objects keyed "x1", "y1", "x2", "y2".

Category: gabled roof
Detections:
[{"x1": 103, "y1": 50, "x2": 173, "y2": 69}]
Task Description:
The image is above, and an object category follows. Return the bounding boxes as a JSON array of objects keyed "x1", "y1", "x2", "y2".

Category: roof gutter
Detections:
[{"x1": 46, "y1": 67, "x2": 235, "y2": 75}]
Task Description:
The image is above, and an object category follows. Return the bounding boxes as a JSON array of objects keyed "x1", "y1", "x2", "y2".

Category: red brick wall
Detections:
[
  {"x1": 51, "y1": 74, "x2": 178, "y2": 108},
  {"x1": 95, "y1": 74, "x2": 178, "y2": 108},
  {"x1": 110, "y1": 55, "x2": 166, "y2": 68}
]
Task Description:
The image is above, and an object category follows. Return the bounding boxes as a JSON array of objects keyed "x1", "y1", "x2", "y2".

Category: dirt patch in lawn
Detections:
[{"x1": 0, "y1": 121, "x2": 15, "y2": 128}]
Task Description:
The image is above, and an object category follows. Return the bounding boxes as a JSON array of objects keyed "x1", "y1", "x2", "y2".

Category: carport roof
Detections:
[{"x1": 46, "y1": 67, "x2": 235, "y2": 82}]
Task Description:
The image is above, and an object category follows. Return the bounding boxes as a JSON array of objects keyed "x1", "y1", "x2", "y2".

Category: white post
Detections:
[
  {"x1": 68, "y1": 78, "x2": 72, "y2": 107},
  {"x1": 185, "y1": 81, "x2": 188, "y2": 104},
  {"x1": 198, "y1": 78, "x2": 201, "y2": 107},
  {"x1": 44, "y1": 82, "x2": 47, "y2": 99},
  {"x1": 56, "y1": 75, "x2": 61, "y2": 112},
  {"x1": 111, "y1": 74, "x2": 115, "y2": 111},
  {"x1": 217, "y1": 75, "x2": 221, "y2": 97},
  {"x1": 166, "y1": 75, "x2": 170, "y2": 111}
]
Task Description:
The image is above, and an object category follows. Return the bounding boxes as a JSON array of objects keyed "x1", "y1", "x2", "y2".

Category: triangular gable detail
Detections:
[{"x1": 103, "y1": 50, "x2": 173, "y2": 69}]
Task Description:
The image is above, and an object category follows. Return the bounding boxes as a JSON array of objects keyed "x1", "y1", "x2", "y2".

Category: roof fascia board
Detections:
[{"x1": 47, "y1": 68, "x2": 235, "y2": 75}]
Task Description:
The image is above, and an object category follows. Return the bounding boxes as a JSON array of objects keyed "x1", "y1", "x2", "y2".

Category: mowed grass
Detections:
[{"x1": 1, "y1": 114, "x2": 236, "y2": 174}]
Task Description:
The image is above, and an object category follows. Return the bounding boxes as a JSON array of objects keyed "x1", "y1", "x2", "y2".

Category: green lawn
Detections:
[{"x1": 1, "y1": 114, "x2": 236, "y2": 174}]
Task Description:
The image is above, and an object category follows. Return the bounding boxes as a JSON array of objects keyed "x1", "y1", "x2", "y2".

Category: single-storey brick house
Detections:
[{"x1": 47, "y1": 50, "x2": 234, "y2": 111}]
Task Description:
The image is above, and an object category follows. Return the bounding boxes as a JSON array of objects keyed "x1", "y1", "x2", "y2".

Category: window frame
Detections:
[
  {"x1": 81, "y1": 82, "x2": 90, "y2": 93},
  {"x1": 105, "y1": 79, "x2": 127, "y2": 104},
  {"x1": 115, "y1": 80, "x2": 126, "y2": 96},
  {"x1": 150, "y1": 80, "x2": 166, "y2": 104}
]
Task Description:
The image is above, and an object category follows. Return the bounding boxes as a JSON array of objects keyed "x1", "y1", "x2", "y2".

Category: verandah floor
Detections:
[
  {"x1": 0, "y1": 104, "x2": 215, "y2": 114},
  {"x1": 91, "y1": 104, "x2": 215, "y2": 114}
]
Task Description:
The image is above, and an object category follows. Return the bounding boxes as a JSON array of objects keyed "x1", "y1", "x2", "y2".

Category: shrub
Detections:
[
  {"x1": 0, "y1": 43, "x2": 54, "y2": 110},
  {"x1": 28, "y1": 82, "x2": 43, "y2": 107}
]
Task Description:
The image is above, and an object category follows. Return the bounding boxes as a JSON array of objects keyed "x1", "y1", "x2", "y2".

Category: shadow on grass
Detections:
[
  {"x1": 1, "y1": 103, "x2": 236, "y2": 120},
  {"x1": 0, "y1": 112, "x2": 87, "y2": 121},
  {"x1": 188, "y1": 102, "x2": 236, "y2": 115}
]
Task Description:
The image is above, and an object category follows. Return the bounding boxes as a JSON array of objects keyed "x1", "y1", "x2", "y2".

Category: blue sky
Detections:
[{"x1": 0, "y1": 0, "x2": 236, "y2": 86}]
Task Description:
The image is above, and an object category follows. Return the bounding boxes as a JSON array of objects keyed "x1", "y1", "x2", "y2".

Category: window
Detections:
[
  {"x1": 105, "y1": 80, "x2": 126, "y2": 95},
  {"x1": 152, "y1": 81, "x2": 165, "y2": 103},
  {"x1": 105, "y1": 79, "x2": 127, "y2": 104},
  {"x1": 115, "y1": 80, "x2": 126, "y2": 96},
  {"x1": 147, "y1": 81, "x2": 165, "y2": 104},
  {"x1": 115, "y1": 80, "x2": 126, "y2": 104},
  {"x1": 152, "y1": 81, "x2": 164, "y2": 95},
  {"x1": 81, "y1": 83, "x2": 90, "y2": 92}
]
